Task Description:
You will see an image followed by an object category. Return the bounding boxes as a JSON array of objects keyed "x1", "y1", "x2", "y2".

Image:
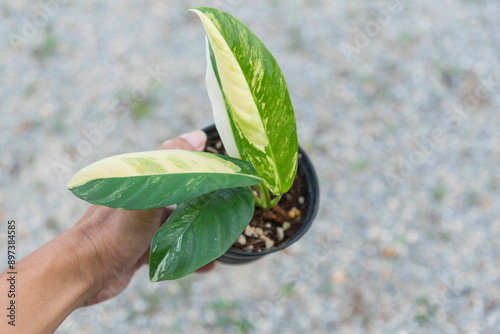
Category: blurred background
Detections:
[{"x1": 1, "y1": 0, "x2": 499, "y2": 333}]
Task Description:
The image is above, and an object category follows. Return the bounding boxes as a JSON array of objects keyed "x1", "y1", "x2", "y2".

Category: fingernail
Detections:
[{"x1": 181, "y1": 130, "x2": 207, "y2": 150}]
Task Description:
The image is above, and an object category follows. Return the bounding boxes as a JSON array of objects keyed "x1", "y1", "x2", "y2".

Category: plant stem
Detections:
[
  {"x1": 252, "y1": 189, "x2": 264, "y2": 207},
  {"x1": 270, "y1": 194, "x2": 282, "y2": 207},
  {"x1": 252, "y1": 182, "x2": 283, "y2": 210},
  {"x1": 257, "y1": 183, "x2": 272, "y2": 209}
]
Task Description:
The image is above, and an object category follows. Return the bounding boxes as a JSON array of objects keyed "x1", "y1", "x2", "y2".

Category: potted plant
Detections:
[
  {"x1": 203, "y1": 124, "x2": 319, "y2": 265},
  {"x1": 67, "y1": 6, "x2": 319, "y2": 281}
]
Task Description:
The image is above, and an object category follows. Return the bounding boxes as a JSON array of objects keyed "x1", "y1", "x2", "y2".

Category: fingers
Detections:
[
  {"x1": 138, "y1": 248, "x2": 151, "y2": 266},
  {"x1": 160, "y1": 207, "x2": 174, "y2": 225},
  {"x1": 195, "y1": 261, "x2": 215, "y2": 273},
  {"x1": 159, "y1": 130, "x2": 207, "y2": 151},
  {"x1": 137, "y1": 207, "x2": 174, "y2": 266}
]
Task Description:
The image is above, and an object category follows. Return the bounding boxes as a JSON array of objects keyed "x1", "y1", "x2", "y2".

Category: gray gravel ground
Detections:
[{"x1": 1, "y1": 0, "x2": 500, "y2": 333}]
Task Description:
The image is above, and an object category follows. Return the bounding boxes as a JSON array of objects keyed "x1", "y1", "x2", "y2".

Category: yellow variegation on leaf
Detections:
[
  {"x1": 68, "y1": 150, "x2": 261, "y2": 210},
  {"x1": 189, "y1": 7, "x2": 299, "y2": 196}
]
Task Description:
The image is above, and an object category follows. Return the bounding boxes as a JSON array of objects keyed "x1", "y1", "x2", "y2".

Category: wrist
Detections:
[
  {"x1": 64, "y1": 215, "x2": 108, "y2": 302},
  {"x1": 6, "y1": 224, "x2": 103, "y2": 333},
  {"x1": 66, "y1": 204, "x2": 166, "y2": 305}
]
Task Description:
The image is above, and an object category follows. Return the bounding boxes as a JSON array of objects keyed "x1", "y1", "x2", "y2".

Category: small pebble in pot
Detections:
[
  {"x1": 236, "y1": 235, "x2": 246, "y2": 245},
  {"x1": 277, "y1": 227, "x2": 284, "y2": 241},
  {"x1": 255, "y1": 227, "x2": 264, "y2": 237},
  {"x1": 298, "y1": 196, "x2": 305, "y2": 205},
  {"x1": 265, "y1": 223, "x2": 271, "y2": 228},
  {"x1": 244, "y1": 226, "x2": 255, "y2": 237},
  {"x1": 244, "y1": 245, "x2": 254, "y2": 251},
  {"x1": 215, "y1": 141, "x2": 222, "y2": 149},
  {"x1": 288, "y1": 207, "x2": 300, "y2": 219},
  {"x1": 283, "y1": 222, "x2": 291, "y2": 231},
  {"x1": 260, "y1": 235, "x2": 274, "y2": 249},
  {"x1": 206, "y1": 146, "x2": 218, "y2": 154}
]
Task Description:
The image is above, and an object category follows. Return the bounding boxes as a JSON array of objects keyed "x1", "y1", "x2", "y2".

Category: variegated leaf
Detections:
[
  {"x1": 67, "y1": 150, "x2": 261, "y2": 210},
  {"x1": 189, "y1": 6, "x2": 299, "y2": 195},
  {"x1": 150, "y1": 187, "x2": 254, "y2": 281},
  {"x1": 204, "y1": 38, "x2": 241, "y2": 159}
]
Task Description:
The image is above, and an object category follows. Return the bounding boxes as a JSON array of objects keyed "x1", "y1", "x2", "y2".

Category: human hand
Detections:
[
  {"x1": 0, "y1": 130, "x2": 216, "y2": 334},
  {"x1": 73, "y1": 130, "x2": 214, "y2": 306}
]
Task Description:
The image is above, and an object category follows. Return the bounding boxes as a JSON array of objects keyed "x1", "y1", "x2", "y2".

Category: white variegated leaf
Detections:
[
  {"x1": 189, "y1": 7, "x2": 299, "y2": 195},
  {"x1": 205, "y1": 37, "x2": 240, "y2": 159}
]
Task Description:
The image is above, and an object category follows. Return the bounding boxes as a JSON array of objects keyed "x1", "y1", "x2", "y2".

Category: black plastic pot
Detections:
[{"x1": 202, "y1": 125, "x2": 320, "y2": 264}]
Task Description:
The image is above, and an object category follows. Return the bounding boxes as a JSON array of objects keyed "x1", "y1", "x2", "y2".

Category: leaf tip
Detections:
[
  {"x1": 149, "y1": 274, "x2": 157, "y2": 283},
  {"x1": 66, "y1": 175, "x2": 77, "y2": 190},
  {"x1": 148, "y1": 264, "x2": 160, "y2": 283},
  {"x1": 185, "y1": 6, "x2": 203, "y2": 15}
]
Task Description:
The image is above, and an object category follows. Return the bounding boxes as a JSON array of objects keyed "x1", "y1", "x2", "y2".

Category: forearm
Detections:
[{"x1": 0, "y1": 225, "x2": 99, "y2": 333}]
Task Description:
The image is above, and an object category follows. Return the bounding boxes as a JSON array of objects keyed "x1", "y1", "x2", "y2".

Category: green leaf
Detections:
[
  {"x1": 149, "y1": 187, "x2": 254, "y2": 281},
  {"x1": 189, "y1": 7, "x2": 298, "y2": 195},
  {"x1": 67, "y1": 150, "x2": 261, "y2": 210}
]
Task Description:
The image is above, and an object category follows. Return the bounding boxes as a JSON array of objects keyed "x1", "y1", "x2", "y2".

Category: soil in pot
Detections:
[{"x1": 204, "y1": 137, "x2": 308, "y2": 253}]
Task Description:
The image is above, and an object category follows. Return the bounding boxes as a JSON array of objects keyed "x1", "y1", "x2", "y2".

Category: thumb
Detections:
[{"x1": 159, "y1": 130, "x2": 207, "y2": 151}]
